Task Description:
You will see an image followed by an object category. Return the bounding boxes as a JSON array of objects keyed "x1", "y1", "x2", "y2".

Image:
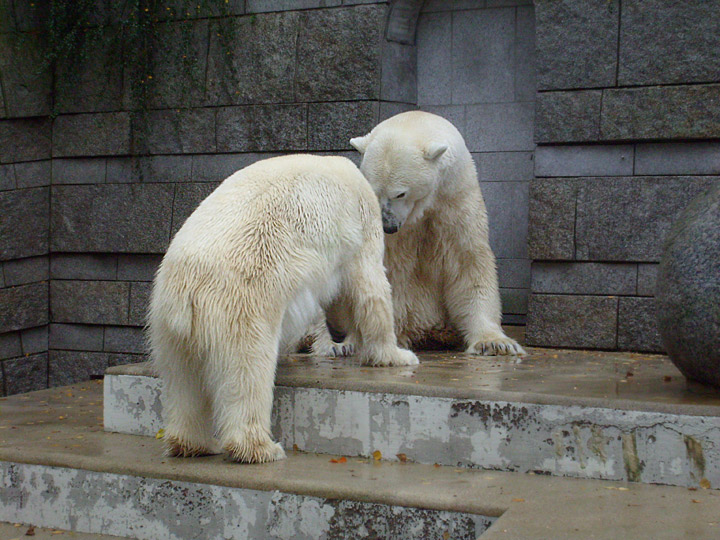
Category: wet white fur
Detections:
[
  {"x1": 344, "y1": 111, "x2": 526, "y2": 356},
  {"x1": 149, "y1": 155, "x2": 417, "y2": 464}
]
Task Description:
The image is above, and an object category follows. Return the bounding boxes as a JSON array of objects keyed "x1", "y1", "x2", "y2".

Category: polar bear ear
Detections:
[
  {"x1": 424, "y1": 142, "x2": 448, "y2": 161},
  {"x1": 349, "y1": 134, "x2": 371, "y2": 155}
]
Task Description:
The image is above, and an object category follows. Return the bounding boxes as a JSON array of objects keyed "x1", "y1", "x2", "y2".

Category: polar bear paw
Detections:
[
  {"x1": 225, "y1": 437, "x2": 286, "y2": 464},
  {"x1": 363, "y1": 346, "x2": 419, "y2": 367},
  {"x1": 164, "y1": 432, "x2": 221, "y2": 458},
  {"x1": 312, "y1": 341, "x2": 356, "y2": 357},
  {"x1": 467, "y1": 337, "x2": 526, "y2": 357}
]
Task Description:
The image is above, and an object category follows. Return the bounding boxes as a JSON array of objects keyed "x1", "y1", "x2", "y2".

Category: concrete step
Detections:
[
  {"x1": 104, "y1": 348, "x2": 720, "y2": 489},
  {"x1": 2, "y1": 382, "x2": 720, "y2": 539},
  {"x1": 0, "y1": 521, "x2": 127, "y2": 539}
]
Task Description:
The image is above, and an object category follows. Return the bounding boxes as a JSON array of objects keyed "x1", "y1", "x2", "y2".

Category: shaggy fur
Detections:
[
  {"x1": 313, "y1": 111, "x2": 525, "y2": 357},
  {"x1": 149, "y1": 155, "x2": 417, "y2": 464}
]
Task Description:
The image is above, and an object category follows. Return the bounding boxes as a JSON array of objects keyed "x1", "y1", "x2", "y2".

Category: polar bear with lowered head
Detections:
[
  {"x1": 149, "y1": 155, "x2": 418, "y2": 464},
  {"x1": 317, "y1": 111, "x2": 525, "y2": 356}
]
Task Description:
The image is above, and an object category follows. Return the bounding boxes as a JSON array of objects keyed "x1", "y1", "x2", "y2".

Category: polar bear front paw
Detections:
[
  {"x1": 363, "y1": 346, "x2": 419, "y2": 367},
  {"x1": 313, "y1": 341, "x2": 356, "y2": 357},
  {"x1": 164, "y1": 432, "x2": 221, "y2": 458},
  {"x1": 467, "y1": 337, "x2": 526, "y2": 357},
  {"x1": 225, "y1": 437, "x2": 286, "y2": 464}
]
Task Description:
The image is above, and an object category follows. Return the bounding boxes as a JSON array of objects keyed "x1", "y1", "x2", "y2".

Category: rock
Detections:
[{"x1": 656, "y1": 182, "x2": 720, "y2": 387}]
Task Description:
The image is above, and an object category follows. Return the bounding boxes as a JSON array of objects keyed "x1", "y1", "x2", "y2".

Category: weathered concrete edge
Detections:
[
  {"x1": 0, "y1": 461, "x2": 495, "y2": 539},
  {"x1": 105, "y1": 363, "x2": 720, "y2": 418},
  {"x1": 0, "y1": 455, "x2": 505, "y2": 519}
]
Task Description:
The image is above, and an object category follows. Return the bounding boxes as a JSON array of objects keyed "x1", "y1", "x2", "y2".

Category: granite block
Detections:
[
  {"x1": 535, "y1": 0, "x2": 619, "y2": 89},
  {"x1": 308, "y1": 101, "x2": 379, "y2": 150},
  {"x1": 14, "y1": 160, "x2": 50, "y2": 188},
  {"x1": 49, "y1": 323, "x2": 104, "y2": 352},
  {"x1": 480, "y1": 181, "x2": 528, "y2": 259},
  {"x1": 473, "y1": 152, "x2": 534, "y2": 183},
  {"x1": 618, "y1": 0, "x2": 720, "y2": 86},
  {"x1": 531, "y1": 262, "x2": 637, "y2": 295},
  {"x1": 51, "y1": 184, "x2": 174, "y2": 253},
  {"x1": 50, "y1": 254, "x2": 117, "y2": 280},
  {"x1": 534, "y1": 145, "x2": 633, "y2": 177},
  {"x1": 527, "y1": 179, "x2": 577, "y2": 260},
  {"x1": 3, "y1": 353, "x2": 47, "y2": 395},
  {"x1": 53, "y1": 113, "x2": 131, "y2": 157},
  {"x1": 575, "y1": 176, "x2": 715, "y2": 262},
  {"x1": 3, "y1": 256, "x2": 49, "y2": 287},
  {"x1": 635, "y1": 142, "x2": 720, "y2": 176},
  {"x1": 452, "y1": 8, "x2": 515, "y2": 104},
  {"x1": 417, "y1": 12, "x2": 452, "y2": 105},
  {"x1": 0, "y1": 282, "x2": 48, "y2": 333},
  {"x1": 525, "y1": 294, "x2": 618, "y2": 349},
  {"x1": 48, "y1": 350, "x2": 110, "y2": 387},
  {"x1": 617, "y1": 297, "x2": 664, "y2": 353},
  {"x1": 216, "y1": 105, "x2": 307, "y2": 152},
  {"x1": 52, "y1": 158, "x2": 107, "y2": 185},
  {"x1": 0, "y1": 118, "x2": 51, "y2": 163},
  {"x1": 601, "y1": 85, "x2": 720, "y2": 141},
  {"x1": 295, "y1": 5, "x2": 384, "y2": 101},
  {"x1": 535, "y1": 90, "x2": 602, "y2": 143},
  {"x1": 20, "y1": 325, "x2": 48, "y2": 356},
  {"x1": 51, "y1": 280, "x2": 130, "y2": 325},
  {"x1": 117, "y1": 255, "x2": 163, "y2": 281},
  {"x1": 104, "y1": 326, "x2": 147, "y2": 354},
  {"x1": 466, "y1": 102, "x2": 535, "y2": 152},
  {"x1": 206, "y1": 12, "x2": 299, "y2": 105}
]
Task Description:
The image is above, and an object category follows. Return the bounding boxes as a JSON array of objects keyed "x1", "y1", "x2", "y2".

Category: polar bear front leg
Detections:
[
  {"x1": 346, "y1": 248, "x2": 419, "y2": 367},
  {"x1": 445, "y1": 247, "x2": 526, "y2": 357},
  {"x1": 308, "y1": 316, "x2": 357, "y2": 357}
]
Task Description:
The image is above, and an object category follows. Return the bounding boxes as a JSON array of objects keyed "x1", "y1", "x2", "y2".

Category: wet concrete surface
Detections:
[
  {"x1": 2, "y1": 382, "x2": 720, "y2": 539},
  {"x1": 111, "y1": 347, "x2": 720, "y2": 416}
]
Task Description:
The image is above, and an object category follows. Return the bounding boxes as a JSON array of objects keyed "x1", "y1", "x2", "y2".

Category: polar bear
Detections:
[
  {"x1": 149, "y1": 155, "x2": 418, "y2": 464},
  {"x1": 314, "y1": 111, "x2": 525, "y2": 357}
]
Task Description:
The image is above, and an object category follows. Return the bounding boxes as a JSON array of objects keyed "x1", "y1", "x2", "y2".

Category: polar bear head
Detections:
[{"x1": 350, "y1": 111, "x2": 465, "y2": 234}]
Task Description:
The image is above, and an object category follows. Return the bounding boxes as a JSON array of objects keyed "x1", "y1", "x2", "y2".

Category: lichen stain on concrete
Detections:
[
  {"x1": 683, "y1": 435, "x2": 706, "y2": 481},
  {"x1": 450, "y1": 401, "x2": 530, "y2": 430},
  {"x1": 587, "y1": 426, "x2": 610, "y2": 463},
  {"x1": 622, "y1": 432, "x2": 644, "y2": 482}
]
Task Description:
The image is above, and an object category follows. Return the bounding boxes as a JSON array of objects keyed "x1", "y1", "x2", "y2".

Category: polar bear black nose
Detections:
[{"x1": 383, "y1": 223, "x2": 399, "y2": 234}]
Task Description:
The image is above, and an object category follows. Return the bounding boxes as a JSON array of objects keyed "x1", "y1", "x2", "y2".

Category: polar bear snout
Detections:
[{"x1": 381, "y1": 205, "x2": 401, "y2": 234}]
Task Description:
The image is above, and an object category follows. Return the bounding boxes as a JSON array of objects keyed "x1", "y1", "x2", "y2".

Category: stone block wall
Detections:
[
  {"x1": 0, "y1": 0, "x2": 416, "y2": 395},
  {"x1": 527, "y1": 0, "x2": 720, "y2": 351},
  {"x1": 416, "y1": 0, "x2": 535, "y2": 325}
]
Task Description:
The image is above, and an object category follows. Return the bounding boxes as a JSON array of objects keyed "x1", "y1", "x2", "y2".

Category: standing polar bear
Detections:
[
  {"x1": 315, "y1": 111, "x2": 525, "y2": 357},
  {"x1": 149, "y1": 155, "x2": 417, "y2": 464}
]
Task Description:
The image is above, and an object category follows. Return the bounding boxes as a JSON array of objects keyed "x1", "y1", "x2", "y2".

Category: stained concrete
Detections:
[
  {"x1": 105, "y1": 357, "x2": 720, "y2": 488},
  {"x1": 0, "y1": 521, "x2": 125, "y2": 539},
  {"x1": 2, "y1": 382, "x2": 720, "y2": 539},
  {"x1": 108, "y1": 347, "x2": 720, "y2": 415}
]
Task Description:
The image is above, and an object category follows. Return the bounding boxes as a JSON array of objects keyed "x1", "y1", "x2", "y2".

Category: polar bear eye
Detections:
[{"x1": 395, "y1": 192, "x2": 406, "y2": 199}]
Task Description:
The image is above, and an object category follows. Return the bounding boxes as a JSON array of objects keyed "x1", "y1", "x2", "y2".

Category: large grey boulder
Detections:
[{"x1": 656, "y1": 182, "x2": 720, "y2": 387}]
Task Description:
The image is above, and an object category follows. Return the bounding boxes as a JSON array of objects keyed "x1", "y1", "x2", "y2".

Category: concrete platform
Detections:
[
  {"x1": 105, "y1": 348, "x2": 720, "y2": 488},
  {"x1": 0, "y1": 521, "x2": 126, "y2": 539},
  {"x1": 2, "y1": 382, "x2": 720, "y2": 539}
]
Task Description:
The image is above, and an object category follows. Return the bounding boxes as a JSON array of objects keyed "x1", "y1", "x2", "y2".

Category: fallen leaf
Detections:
[
  {"x1": 443, "y1": 532, "x2": 450, "y2": 540},
  {"x1": 511, "y1": 498, "x2": 525, "y2": 503},
  {"x1": 396, "y1": 453, "x2": 407, "y2": 462},
  {"x1": 372, "y1": 450, "x2": 382, "y2": 461},
  {"x1": 155, "y1": 429, "x2": 165, "y2": 439},
  {"x1": 688, "y1": 487, "x2": 698, "y2": 491},
  {"x1": 25, "y1": 525, "x2": 35, "y2": 536},
  {"x1": 700, "y1": 478, "x2": 712, "y2": 489},
  {"x1": 330, "y1": 457, "x2": 347, "y2": 464},
  {"x1": 292, "y1": 444, "x2": 299, "y2": 452},
  {"x1": 434, "y1": 463, "x2": 441, "y2": 468},
  {"x1": 692, "y1": 499, "x2": 702, "y2": 503},
  {"x1": 663, "y1": 376, "x2": 672, "y2": 382}
]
